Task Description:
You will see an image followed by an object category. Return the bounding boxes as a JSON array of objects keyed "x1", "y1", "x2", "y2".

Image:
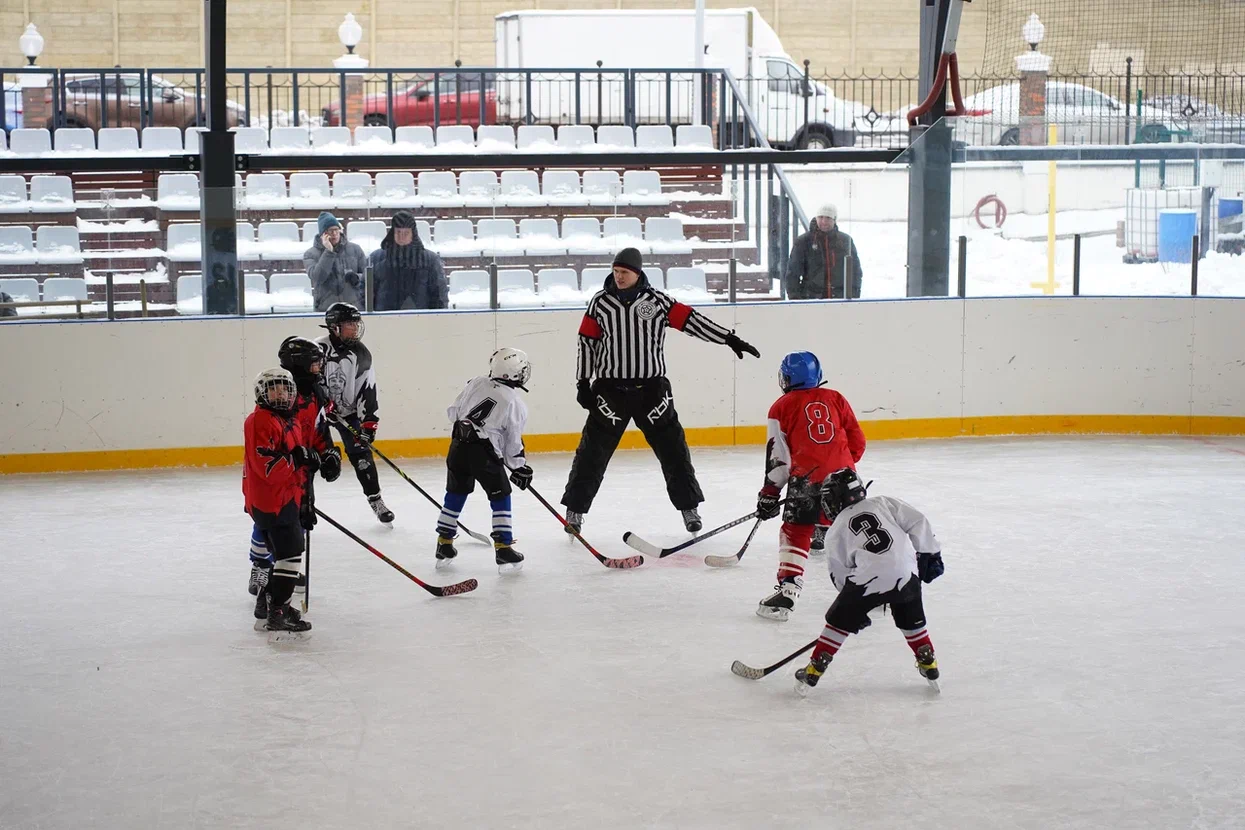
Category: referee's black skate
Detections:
[
  {"x1": 435, "y1": 536, "x2": 458, "y2": 570},
  {"x1": 681, "y1": 508, "x2": 703, "y2": 533},
  {"x1": 564, "y1": 510, "x2": 585, "y2": 535},
  {"x1": 492, "y1": 532, "x2": 524, "y2": 574}
]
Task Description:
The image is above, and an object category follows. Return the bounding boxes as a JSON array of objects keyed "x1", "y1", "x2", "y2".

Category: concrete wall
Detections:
[{"x1": 2, "y1": 297, "x2": 1243, "y2": 473}]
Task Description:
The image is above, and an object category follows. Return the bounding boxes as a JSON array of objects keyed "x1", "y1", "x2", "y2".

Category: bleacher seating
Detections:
[
  {"x1": 557, "y1": 125, "x2": 594, "y2": 150},
  {"x1": 287, "y1": 172, "x2": 333, "y2": 209},
  {"x1": 374, "y1": 172, "x2": 418, "y2": 209},
  {"x1": 0, "y1": 277, "x2": 39, "y2": 302},
  {"x1": 476, "y1": 218, "x2": 524, "y2": 256},
  {"x1": 602, "y1": 216, "x2": 647, "y2": 253},
  {"x1": 582, "y1": 170, "x2": 621, "y2": 206},
  {"x1": 236, "y1": 222, "x2": 258, "y2": 258},
  {"x1": 622, "y1": 170, "x2": 665, "y2": 205},
  {"x1": 518, "y1": 218, "x2": 566, "y2": 256},
  {"x1": 333, "y1": 172, "x2": 372, "y2": 210},
  {"x1": 353, "y1": 126, "x2": 393, "y2": 146},
  {"x1": 269, "y1": 127, "x2": 310, "y2": 152},
  {"x1": 53, "y1": 128, "x2": 95, "y2": 153},
  {"x1": 232, "y1": 127, "x2": 269, "y2": 154},
  {"x1": 142, "y1": 127, "x2": 183, "y2": 153},
  {"x1": 459, "y1": 171, "x2": 498, "y2": 207},
  {"x1": 665, "y1": 266, "x2": 708, "y2": 293},
  {"x1": 517, "y1": 125, "x2": 555, "y2": 150},
  {"x1": 596, "y1": 126, "x2": 635, "y2": 149},
  {"x1": 436, "y1": 125, "x2": 475, "y2": 147},
  {"x1": 676, "y1": 125, "x2": 714, "y2": 149},
  {"x1": 176, "y1": 274, "x2": 202, "y2": 313},
  {"x1": 35, "y1": 226, "x2": 83, "y2": 264},
  {"x1": 417, "y1": 171, "x2": 459, "y2": 208},
  {"x1": 0, "y1": 176, "x2": 28, "y2": 214},
  {"x1": 268, "y1": 273, "x2": 314, "y2": 312},
  {"x1": 477, "y1": 125, "x2": 516, "y2": 150},
  {"x1": 156, "y1": 174, "x2": 200, "y2": 211},
  {"x1": 349, "y1": 220, "x2": 387, "y2": 252},
  {"x1": 312, "y1": 127, "x2": 352, "y2": 149},
  {"x1": 257, "y1": 222, "x2": 303, "y2": 260},
  {"x1": 30, "y1": 176, "x2": 75, "y2": 213},
  {"x1": 98, "y1": 128, "x2": 139, "y2": 153},
  {"x1": 434, "y1": 219, "x2": 479, "y2": 256},
  {"x1": 245, "y1": 173, "x2": 292, "y2": 210},
  {"x1": 42, "y1": 277, "x2": 89, "y2": 301},
  {"x1": 244, "y1": 272, "x2": 272, "y2": 314},
  {"x1": 395, "y1": 126, "x2": 435, "y2": 148},
  {"x1": 500, "y1": 171, "x2": 544, "y2": 207},
  {"x1": 636, "y1": 125, "x2": 674, "y2": 150},
  {"x1": 542, "y1": 170, "x2": 584, "y2": 207},
  {"x1": 0, "y1": 227, "x2": 38, "y2": 264},
  {"x1": 10, "y1": 129, "x2": 51, "y2": 154}
]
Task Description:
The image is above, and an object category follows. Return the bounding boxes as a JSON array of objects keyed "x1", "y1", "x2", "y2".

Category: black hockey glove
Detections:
[
  {"x1": 509, "y1": 464, "x2": 534, "y2": 491},
  {"x1": 291, "y1": 446, "x2": 321, "y2": 474},
  {"x1": 360, "y1": 421, "x2": 378, "y2": 444},
  {"x1": 756, "y1": 487, "x2": 781, "y2": 520},
  {"x1": 299, "y1": 498, "x2": 317, "y2": 531},
  {"x1": 724, "y1": 333, "x2": 760, "y2": 360},
  {"x1": 344, "y1": 271, "x2": 362, "y2": 290},
  {"x1": 917, "y1": 551, "x2": 945, "y2": 584},
  {"x1": 576, "y1": 379, "x2": 594, "y2": 411},
  {"x1": 320, "y1": 447, "x2": 342, "y2": 482}
]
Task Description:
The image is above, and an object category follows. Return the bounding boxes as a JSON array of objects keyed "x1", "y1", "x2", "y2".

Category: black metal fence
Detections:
[{"x1": 4, "y1": 65, "x2": 1243, "y2": 149}]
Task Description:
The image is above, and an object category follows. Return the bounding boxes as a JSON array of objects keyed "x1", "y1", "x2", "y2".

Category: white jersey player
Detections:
[
  {"x1": 794, "y1": 468, "x2": 947, "y2": 694},
  {"x1": 434, "y1": 348, "x2": 533, "y2": 573}
]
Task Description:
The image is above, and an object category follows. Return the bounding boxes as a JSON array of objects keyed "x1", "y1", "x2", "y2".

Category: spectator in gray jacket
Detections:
[
  {"x1": 786, "y1": 203, "x2": 862, "y2": 300},
  {"x1": 304, "y1": 211, "x2": 368, "y2": 312}
]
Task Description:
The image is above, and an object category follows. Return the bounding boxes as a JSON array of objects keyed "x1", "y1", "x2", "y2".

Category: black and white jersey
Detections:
[
  {"x1": 447, "y1": 376, "x2": 528, "y2": 468},
  {"x1": 576, "y1": 278, "x2": 732, "y2": 381},
  {"x1": 316, "y1": 335, "x2": 379, "y2": 424},
  {"x1": 824, "y1": 495, "x2": 941, "y2": 596}
]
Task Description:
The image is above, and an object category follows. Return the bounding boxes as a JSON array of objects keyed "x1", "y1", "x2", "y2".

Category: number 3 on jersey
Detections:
[
  {"x1": 804, "y1": 402, "x2": 837, "y2": 445},
  {"x1": 848, "y1": 513, "x2": 893, "y2": 554}
]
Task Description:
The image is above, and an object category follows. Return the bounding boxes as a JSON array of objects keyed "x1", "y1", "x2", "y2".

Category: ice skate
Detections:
[
  {"x1": 809, "y1": 525, "x2": 827, "y2": 557},
  {"x1": 915, "y1": 644, "x2": 940, "y2": 692},
  {"x1": 253, "y1": 587, "x2": 269, "y2": 620},
  {"x1": 248, "y1": 563, "x2": 269, "y2": 596},
  {"x1": 681, "y1": 508, "x2": 703, "y2": 533},
  {"x1": 369, "y1": 494, "x2": 395, "y2": 525},
  {"x1": 756, "y1": 577, "x2": 802, "y2": 621},
  {"x1": 493, "y1": 532, "x2": 525, "y2": 574},
  {"x1": 435, "y1": 536, "x2": 458, "y2": 570},
  {"x1": 794, "y1": 651, "x2": 832, "y2": 696},
  {"x1": 565, "y1": 510, "x2": 585, "y2": 535},
  {"x1": 260, "y1": 603, "x2": 312, "y2": 642}
]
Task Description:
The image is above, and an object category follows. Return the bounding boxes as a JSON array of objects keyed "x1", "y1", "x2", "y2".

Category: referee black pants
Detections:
[{"x1": 562, "y1": 377, "x2": 703, "y2": 513}]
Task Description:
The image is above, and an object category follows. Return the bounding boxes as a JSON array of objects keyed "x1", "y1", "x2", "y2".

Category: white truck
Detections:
[{"x1": 493, "y1": 8, "x2": 860, "y2": 148}]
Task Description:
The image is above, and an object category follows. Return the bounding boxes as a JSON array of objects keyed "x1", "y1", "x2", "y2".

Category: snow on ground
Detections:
[{"x1": 2, "y1": 438, "x2": 1244, "y2": 828}]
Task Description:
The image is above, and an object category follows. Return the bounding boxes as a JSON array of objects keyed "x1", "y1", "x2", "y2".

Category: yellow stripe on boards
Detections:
[{"x1": 3, "y1": 415, "x2": 1244, "y2": 475}]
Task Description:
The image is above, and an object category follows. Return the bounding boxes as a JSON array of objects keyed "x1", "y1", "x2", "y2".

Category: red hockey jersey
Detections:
[
  {"x1": 764, "y1": 387, "x2": 865, "y2": 489},
  {"x1": 243, "y1": 406, "x2": 306, "y2": 517}
]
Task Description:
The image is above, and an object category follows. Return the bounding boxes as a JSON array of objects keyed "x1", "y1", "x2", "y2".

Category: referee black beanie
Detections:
[{"x1": 612, "y1": 247, "x2": 644, "y2": 275}]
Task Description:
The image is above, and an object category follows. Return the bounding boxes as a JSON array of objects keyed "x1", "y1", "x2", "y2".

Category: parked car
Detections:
[
  {"x1": 3, "y1": 81, "x2": 22, "y2": 133},
  {"x1": 47, "y1": 73, "x2": 243, "y2": 131},
  {"x1": 322, "y1": 74, "x2": 497, "y2": 128},
  {"x1": 955, "y1": 81, "x2": 1176, "y2": 145},
  {"x1": 1144, "y1": 94, "x2": 1245, "y2": 144}
]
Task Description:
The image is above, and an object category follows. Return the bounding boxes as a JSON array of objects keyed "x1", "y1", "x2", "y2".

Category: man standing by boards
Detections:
[{"x1": 561, "y1": 247, "x2": 761, "y2": 534}]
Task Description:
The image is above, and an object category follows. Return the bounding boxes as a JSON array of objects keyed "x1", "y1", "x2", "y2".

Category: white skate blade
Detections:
[
  {"x1": 497, "y1": 561, "x2": 524, "y2": 575},
  {"x1": 253, "y1": 619, "x2": 268, "y2": 632},
  {"x1": 794, "y1": 678, "x2": 814, "y2": 697},
  {"x1": 435, "y1": 558, "x2": 455, "y2": 571},
  {"x1": 755, "y1": 605, "x2": 791, "y2": 622},
  {"x1": 807, "y1": 547, "x2": 826, "y2": 558},
  {"x1": 926, "y1": 679, "x2": 941, "y2": 693}
]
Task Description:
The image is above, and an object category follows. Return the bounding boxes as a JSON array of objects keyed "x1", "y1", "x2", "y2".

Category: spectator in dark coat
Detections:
[
  {"x1": 304, "y1": 211, "x2": 368, "y2": 312},
  {"x1": 0, "y1": 291, "x2": 16, "y2": 318},
  {"x1": 786, "y1": 203, "x2": 862, "y2": 300},
  {"x1": 370, "y1": 210, "x2": 448, "y2": 311}
]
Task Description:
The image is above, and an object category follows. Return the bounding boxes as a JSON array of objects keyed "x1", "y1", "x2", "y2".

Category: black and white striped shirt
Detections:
[{"x1": 577, "y1": 283, "x2": 733, "y2": 380}]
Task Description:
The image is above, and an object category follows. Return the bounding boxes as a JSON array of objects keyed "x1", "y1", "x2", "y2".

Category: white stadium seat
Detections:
[
  {"x1": 333, "y1": 172, "x2": 373, "y2": 210},
  {"x1": 542, "y1": 170, "x2": 585, "y2": 207},
  {"x1": 561, "y1": 217, "x2": 605, "y2": 255},
  {"x1": 500, "y1": 170, "x2": 545, "y2": 207},
  {"x1": 476, "y1": 218, "x2": 524, "y2": 256},
  {"x1": 556, "y1": 125, "x2": 594, "y2": 150},
  {"x1": 582, "y1": 170, "x2": 622, "y2": 206},
  {"x1": 622, "y1": 170, "x2": 667, "y2": 206},
  {"x1": 435, "y1": 125, "x2": 475, "y2": 147},
  {"x1": 645, "y1": 216, "x2": 693, "y2": 255},
  {"x1": 35, "y1": 226, "x2": 84, "y2": 264},
  {"x1": 348, "y1": 220, "x2": 387, "y2": 253},
  {"x1": 516, "y1": 125, "x2": 556, "y2": 150},
  {"x1": 602, "y1": 216, "x2": 648, "y2": 254},
  {"x1": 257, "y1": 222, "x2": 304, "y2": 260},
  {"x1": 596, "y1": 125, "x2": 635, "y2": 149},
  {"x1": 156, "y1": 173, "x2": 200, "y2": 211},
  {"x1": 30, "y1": 176, "x2": 76, "y2": 213},
  {"x1": 448, "y1": 269, "x2": 490, "y2": 307},
  {"x1": 353, "y1": 126, "x2": 394, "y2": 146},
  {"x1": 665, "y1": 266, "x2": 708, "y2": 293},
  {"x1": 0, "y1": 176, "x2": 29, "y2": 214},
  {"x1": 268, "y1": 273, "x2": 314, "y2": 313},
  {"x1": 231, "y1": 127, "x2": 269, "y2": 153},
  {"x1": 97, "y1": 128, "x2": 139, "y2": 153},
  {"x1": 458, "y1": 170, "x2": 499, "y2": 208},
  {"x1": 236, "y1": 222, "x2": 259, "y2": 259},
  {"x1": 518, "y1": 218, "x2": 566, "y2": 256},
  {"x1": 676, "y1": 124, "x2": 714, "y2": 149},
  {"x1": 176, "y1": 274, "x2": 203, "y2": 314},
  {"x1": 476, "y1": 125, "x2": 516, "y2": 150},
  {"x1": 42, "y1": 277, "x2": 88, "y2": 301},
  {"x1": 53, "y1": 128, "x2": 95, "y2": 152},
  {"x1": 636, "y1": 125, "x2": 674, "y2": 150},
  {"x1": 10, "y1": 128, "x2": 52, "y2": 154},
  {"x1": 165, "y1": 224, "x2": 202, "y2": 262},
  {"x1": 0, "y1": 277, "x2": 40, "y2": 302},
  {"x1": 311, "y1": 127, "x2": 352, "y2": 148},
  {"x1": 373, "y1": 171, "x2": 419, "y2": 209},
  {"x1": 287, "y1": 172, "x2": 334, "y2": 209},
  {"x1": 416, "y1": 171, "x2": 461, "y2": 208},
  {"x1": 142, "y1": 127, "x2": 184, "y2": 153},
  {"x1": 269, "y1": 127, "x2": 311, "y2": 151},
  {"x1": 496, "y1": 269, "x2": 535, "y2": 307},
  {"x1": 0, "y1": 227, "x2": 38, "y2": 264},
  {"x1": 432, "y1": 219, "x2": 480, "y2": 256},
  {"x1": 244, "y1": 173, "x2": 292, "y2": 210},
  {"x1": 243, "y1": 272, "x2": 272, "y2": 314},
  {"x1": 395, "y1": 126, "x2": 435, "y2": 148}
]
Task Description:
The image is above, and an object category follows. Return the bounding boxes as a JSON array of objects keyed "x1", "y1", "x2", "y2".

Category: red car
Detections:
[{"x1": 323, "y1": 74, "x2": 497, "y2": 128}]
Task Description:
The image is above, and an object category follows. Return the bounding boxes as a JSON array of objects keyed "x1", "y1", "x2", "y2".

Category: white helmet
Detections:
[
  {"x1": 254, "y1": 367, "x2": 297, "y2": 411},
  {"x1": 489, "y1": 347, "x2": 531, "y2": 388}
]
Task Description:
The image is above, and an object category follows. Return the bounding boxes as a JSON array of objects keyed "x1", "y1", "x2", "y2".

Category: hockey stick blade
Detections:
[
  {"x1": 704, "y1": 518, "x2": 764, "y2": 568},
  {"x1": 621, "y1": 532, "x2": 664, "y2": 557},
  {"x1": 602, "y1": 553, "x2": 645, "y2": 569},
  {"x1": 428, "y1": 577, "x2": 479, "y2": 597},
  {"x1": 731, "y1": 640, "x2": 816, "y2": 680}
]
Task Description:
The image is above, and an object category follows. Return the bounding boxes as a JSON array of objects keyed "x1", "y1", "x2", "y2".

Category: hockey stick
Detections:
[
  {"x1": 313, "y1": 508, "x2": 478, "y2": 597},
  {"x1": 302, "y1": 529, "x2": 311, "y2": 614},
  {"x1": 330, "y1": 414, "x2": 491, "y2": 545},
  {"x1": 731, "y1": 640, "x2": 817, "y2": 680},
  {"x1": 705, "y1": 517, "x2": 764, "y2": 568},
  {"x1": 623, "y1": 503, "x2": 782, "y2": 558},
  {"x1": 523, "y1": 484, "x2": 644, "y2": 569}
]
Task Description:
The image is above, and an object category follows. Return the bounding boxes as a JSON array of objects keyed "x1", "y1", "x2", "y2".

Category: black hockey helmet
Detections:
[
  {"x1": 278, "y1": 336, "x2": 323, "y2": 376},
  {"x1": 322, "y1": 302, "x2": 364, "y2": 343},
  {"x1": 819, "y1": 468, "x2": 867, "y2": 521}
]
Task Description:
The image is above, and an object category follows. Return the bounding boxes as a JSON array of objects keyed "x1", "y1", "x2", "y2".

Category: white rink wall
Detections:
[{"x1": 1, "y1": 296, "x2": 1244, "y2": 470}]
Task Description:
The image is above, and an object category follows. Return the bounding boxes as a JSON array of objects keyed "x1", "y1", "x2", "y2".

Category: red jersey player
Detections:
[
  {"x1": 755, "y1": 351, "x2": 865, "y2": 621},
  {"x1": 243, "y1": 367, "x2": 320, "y2": 636}
]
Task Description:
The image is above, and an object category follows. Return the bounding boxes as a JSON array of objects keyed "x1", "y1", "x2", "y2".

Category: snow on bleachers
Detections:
[
  {"x1": 97, "y1": 128, "x2": 139, "y2": 153},
  {"x1": 0, "y1": 176, "x2": 28, "y2": 214},
  {"x1": 30, "y1": 176, "x2": 76, "y2": 213}
]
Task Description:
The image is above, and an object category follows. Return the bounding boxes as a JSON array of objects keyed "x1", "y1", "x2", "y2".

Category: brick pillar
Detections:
[
  {"x1": 1016, "y1": 51, "x2": 1052, "y2": 146},
  {"x1": 20, "y1": 75, "x2": 54, "y2": 130},
  {"x1": 344, "y1": 74, "x2": 365, "y2": 129}
]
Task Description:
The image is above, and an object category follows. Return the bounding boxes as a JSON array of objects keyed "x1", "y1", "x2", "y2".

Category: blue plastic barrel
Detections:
[
  {"x1": 1158, "y1": 210, "x2": 1199, "y2": 263},
  {"x1": 1219, "y1": 198, "x2": 1243, "y2": 219}
]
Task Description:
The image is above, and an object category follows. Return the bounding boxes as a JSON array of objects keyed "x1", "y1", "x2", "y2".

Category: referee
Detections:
[{"x1": 561, "y1": 247, "x2": 760, "y2": 534}]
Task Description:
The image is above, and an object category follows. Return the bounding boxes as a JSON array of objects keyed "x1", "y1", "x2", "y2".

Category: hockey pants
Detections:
[
  {"x1": 812, "y1": 575, "x2": 934, "y2": 663},
  {"x1": 561, "y1": 377, "x2": 703, "y2": 514},
  {"x1": 332, "y1": 415, "x2": 381, "y2": 498},
  {"x1": 250, "y1": 502, "x2": 305, "y2": 607},
  {"x1": 776, "y1": 475, "x2": 828, "y2": 584},
  {"x1": 436, "y1": 437, "x2": 515, "y2": 545}
]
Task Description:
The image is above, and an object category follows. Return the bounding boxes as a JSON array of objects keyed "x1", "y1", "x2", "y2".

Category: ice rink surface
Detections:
[{"x1": 3, "y1": 436, "x2": 1245, "y2": 829}]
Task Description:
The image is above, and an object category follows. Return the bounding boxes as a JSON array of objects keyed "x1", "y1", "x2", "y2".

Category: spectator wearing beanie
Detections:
[
  {"x1": 786, "y1": 203, "x2": 862, "y2": 300},
  {"x1": 304, "y1": 211, "x2": 368, "y2": 311},
  {"x1": 370, "y1": 210, "x2": 448, "y2": 311}
]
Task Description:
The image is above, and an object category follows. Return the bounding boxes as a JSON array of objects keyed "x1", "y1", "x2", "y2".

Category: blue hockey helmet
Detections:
[{"x1": 778, "y1": 351, "x2": 823, "y2": 393}]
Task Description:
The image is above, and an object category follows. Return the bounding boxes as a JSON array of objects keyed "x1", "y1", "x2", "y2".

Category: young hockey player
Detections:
[
  {"x1": 243, "y1": 368, "x2": 322, "y2": 635},
  {"x1": 316, "y1": 302, "x2": 394, "y2": 525},
  {"x1": 794, "y1": 468, "x2": 946, "y2": 695},
  {"x1": 755, "y1": 351, "x2": 865, "y2": 621},
  {"x1": 247, "y1": 337, "x2": 342, "y2": 618},
  {"x1": 435, "y1": 347, "x2": 533, "y2": 574}
]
